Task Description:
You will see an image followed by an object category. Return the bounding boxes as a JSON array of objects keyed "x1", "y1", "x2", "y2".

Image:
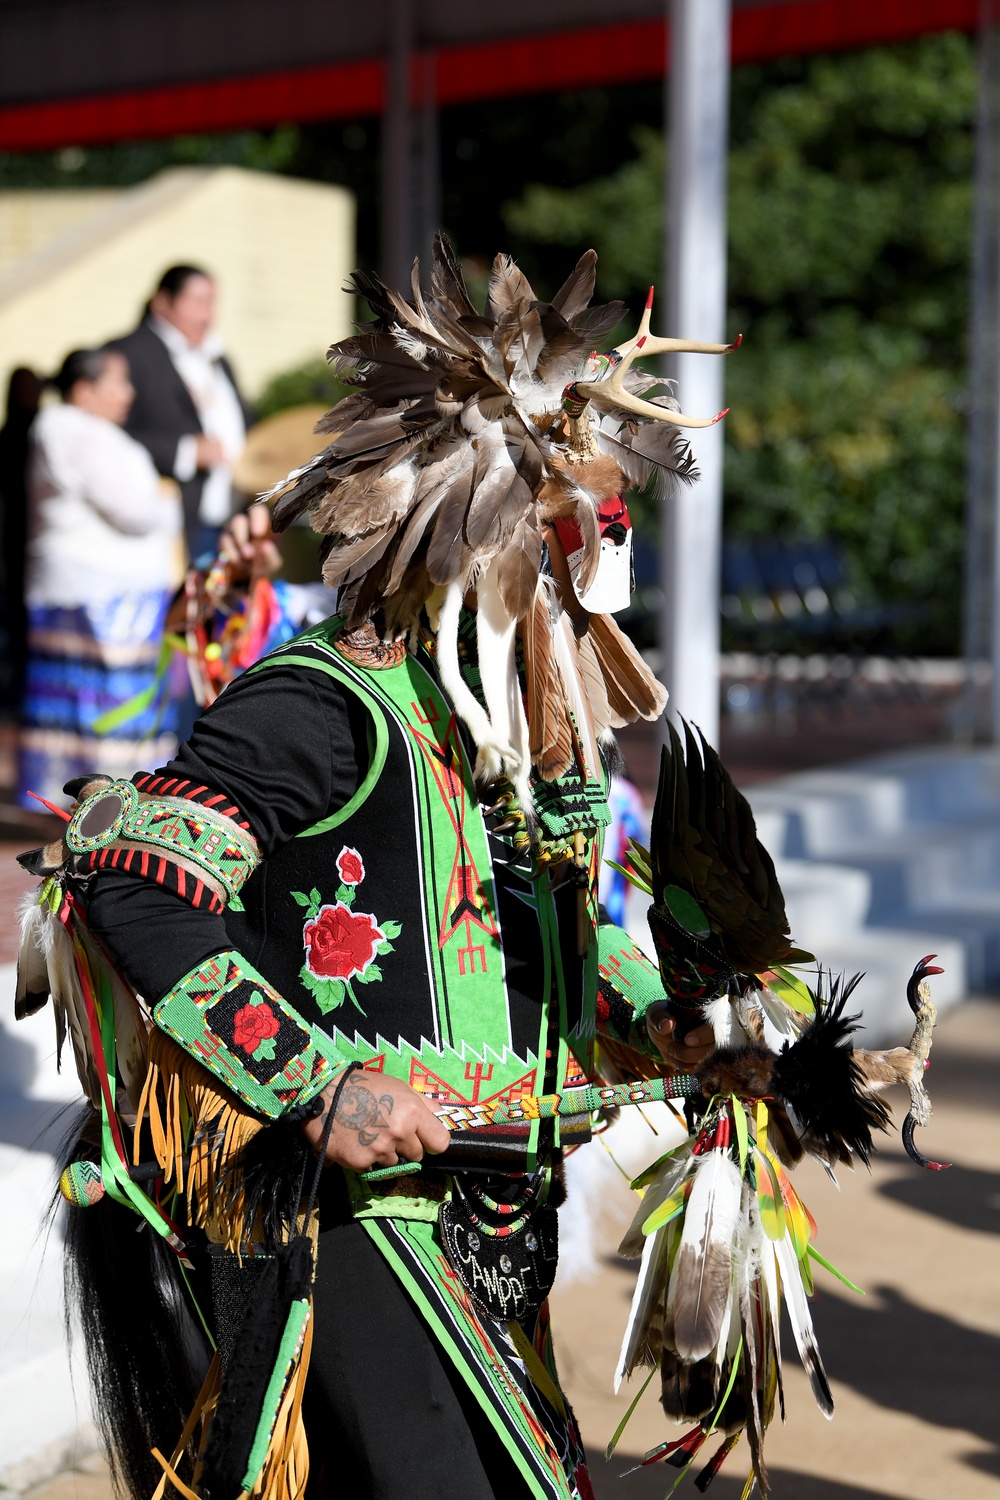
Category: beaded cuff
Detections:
[
  {"x1": 596, "y1": 922, "x2": 668, "y2": 1056},
  {"x1": 66, "y1": 777, "x2": 260, "y2": 908},
  {"x1": 153, "y1": 951, "x2": 348, "y2": 1119},
  {"x1": 645, "y1": 905, "x2": 735, "y2": 1011}
]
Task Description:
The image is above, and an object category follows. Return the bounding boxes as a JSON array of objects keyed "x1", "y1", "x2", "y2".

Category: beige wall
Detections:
[
  {"x1": 0, "y1": 167, "x2": 356, "y2": 400},
  {"x1": 0, "y1": 188, "x2": 121, "y2": 276}
]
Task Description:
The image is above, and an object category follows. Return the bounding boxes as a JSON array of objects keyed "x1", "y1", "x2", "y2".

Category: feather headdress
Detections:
[{"x1": 266, "y1": 236, "x2": 739, "y2": 805}]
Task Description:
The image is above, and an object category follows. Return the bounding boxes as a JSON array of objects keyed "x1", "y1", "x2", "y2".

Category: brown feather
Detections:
[
  {"x1": 522, "y1": 584, "x2": 574, "y2": 780},
  {"x1": 672, "y1": 1241, "x2": 732, "y2": 1362},
  {"x1": 465, "y1": 430, "x2": 533, "y2": 553},
  {"x1": 483, "y1": 253, "x2": 537, "y2": 326},
  {"x1": 383, "y1": 559, "x2": 434, "y2": 638},
  {"x1": 384, "y1": 478, "x2": 453, "y2": 594},
  {"x1": 550, "y1": 250, "x2": 598, "y2": 323},
  {"x1": 496, "y1": 510, "x2": 542, "y2": 621},
  {"x1": 328, "y1": 467, "x2": 415, "y2": 537},
  {"x1": 425, "y1": 455, "x2": 476, "y2": 586},
  {"x1": 660, "y1": 1350, "x2": 718, "y2": 1422},
  {"x1": 586, "y1": 613, "x2": 668, "y2": 723},
  {"x1": 321, "y1": 523, "x2": 396, "y2": 588},
  {"x1": 429, "y1": 231, "x2": 478, "y2": 319},
  {"x1": 575, "y1": 631, "x2": 612, "y2": 742}
]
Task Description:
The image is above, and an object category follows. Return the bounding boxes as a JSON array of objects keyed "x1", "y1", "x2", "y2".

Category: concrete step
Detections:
[{"x1": 746, "y1": 746, "x2": 1000, "y2": 989}]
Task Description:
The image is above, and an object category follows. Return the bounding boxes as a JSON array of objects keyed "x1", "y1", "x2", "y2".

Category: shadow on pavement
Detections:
[
  {"x1": 813, "y1": 1283, "x2": 998, "y2": 1467},
  {"x1": 900, "y1": 1035, "x2": 1000, "y2": 1112},
  {"x1": 877, "y1": 1153, "x2": 1000, "y2": 1238}
]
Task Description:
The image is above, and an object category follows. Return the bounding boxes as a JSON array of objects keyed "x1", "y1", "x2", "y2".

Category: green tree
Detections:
[
  {"x1": 255, "y1": 357, "x2": 349, "y2": 421},
  {"x1": 505, "y1": 34, "x2": 976, "y2": 652}
]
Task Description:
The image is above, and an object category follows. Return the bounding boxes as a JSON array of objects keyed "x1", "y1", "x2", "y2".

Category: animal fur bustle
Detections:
[{"x1": 696, "y1": 1043, "x2": 775, "y2": 1102}]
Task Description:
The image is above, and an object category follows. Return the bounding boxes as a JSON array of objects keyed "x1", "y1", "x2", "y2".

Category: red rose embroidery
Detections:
[
  {"x1": 232, "y1": 999, "x2": 280, "y2": 1055},
  {"x1": 336, "y1": 846, "x2": 365, "y2": 886},
  {"x1": 303, "y1": 903, "x2": 383, "y2": 981}
]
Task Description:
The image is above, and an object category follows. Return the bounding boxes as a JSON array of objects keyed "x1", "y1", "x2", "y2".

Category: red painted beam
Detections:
[{"x1": 0, "y1": 0, "x2": 977, "y2": 153}]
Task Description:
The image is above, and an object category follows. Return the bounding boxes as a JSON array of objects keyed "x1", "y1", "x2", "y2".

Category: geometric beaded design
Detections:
[
  {"x1": 69, "y1": 777, "x2": 261, "y2": 905},
  {"x1": 59, "y1": 1159, "x2": 105, "y2": 1206}
]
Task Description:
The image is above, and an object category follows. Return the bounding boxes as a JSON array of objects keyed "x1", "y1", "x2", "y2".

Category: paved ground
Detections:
[{"x1": 18, "y1": 998, "x2": 998, "y2": 1500}]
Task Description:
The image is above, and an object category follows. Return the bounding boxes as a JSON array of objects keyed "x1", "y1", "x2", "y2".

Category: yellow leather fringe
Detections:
[
  {"x1": 135, "y1": 1029, "x2": 265, "y2": 1249},
  {"x1": 149, "y1": 1312, "x2": 313, "y2": 1500}
]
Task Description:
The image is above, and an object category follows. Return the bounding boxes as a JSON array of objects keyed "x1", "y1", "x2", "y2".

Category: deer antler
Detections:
[{"x1": 565, "y1": 286, "x2": 741, "y2": 430}]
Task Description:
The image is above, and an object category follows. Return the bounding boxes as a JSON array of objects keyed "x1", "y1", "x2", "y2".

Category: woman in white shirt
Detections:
[{"x1": 18, "y1": 348, "x2": 182, "y2": 805}]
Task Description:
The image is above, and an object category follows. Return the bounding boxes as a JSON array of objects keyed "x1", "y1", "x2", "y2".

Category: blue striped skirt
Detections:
[{"x1": 18, "y1": 591, "x2": 177, "y2": 807}]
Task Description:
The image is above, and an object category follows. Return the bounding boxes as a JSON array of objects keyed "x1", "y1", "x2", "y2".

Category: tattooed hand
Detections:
[{"x1": 301, "y1": 1071, "x2": 450, "y2": 1172}]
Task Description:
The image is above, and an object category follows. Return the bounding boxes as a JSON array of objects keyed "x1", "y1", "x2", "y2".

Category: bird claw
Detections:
[
  {"x1": 901, "y1": 1111, "x2": 951, "y2": 1172},
  {"x1": 900, "y1": 956, "x2": 949, "y2": 1170},
  {"x1": 906, "y1": 954, "x2": 944, "y2": 1014}
]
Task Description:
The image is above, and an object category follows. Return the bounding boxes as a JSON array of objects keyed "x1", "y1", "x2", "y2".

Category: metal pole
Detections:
[
  {"x1": 418, "y1": 50, "x2": 441, "y2": 274},
  {"x1": 963, "y1": 0, "x2": 1000, "y2": 740},
  {"x1": 381, "y1": 0, "x2": 413, "y2": 288},
  {"x1": 659, "y1": 0, "x2": 731, "y2": 747}
]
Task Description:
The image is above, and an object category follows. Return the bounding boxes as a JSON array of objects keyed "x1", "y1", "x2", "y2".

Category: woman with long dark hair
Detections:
[{"x1": 18, "y1": 347, "x2": 182, "y2": 804}]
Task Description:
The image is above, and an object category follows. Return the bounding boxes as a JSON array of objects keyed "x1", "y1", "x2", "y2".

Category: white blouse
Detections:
[{"x1": 26, "y1": 403, "x2": 182, "y2": 607}]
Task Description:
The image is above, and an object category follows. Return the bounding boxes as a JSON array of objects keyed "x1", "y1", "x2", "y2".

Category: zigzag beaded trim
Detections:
[{"x1": 132, "y1": 772, "x2": 253, "y2": 830}]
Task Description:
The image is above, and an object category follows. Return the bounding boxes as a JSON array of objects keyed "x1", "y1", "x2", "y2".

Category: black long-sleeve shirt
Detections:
[{"x1": 85, "y1": 661, "x2": 370, "y2": 1002}]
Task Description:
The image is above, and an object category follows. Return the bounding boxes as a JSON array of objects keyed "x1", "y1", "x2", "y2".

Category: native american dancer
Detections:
[{"x1": 16, "y1": 239, "x2": 944, "y2": 1500}]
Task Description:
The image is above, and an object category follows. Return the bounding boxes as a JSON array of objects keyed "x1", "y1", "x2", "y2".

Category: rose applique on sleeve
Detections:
[
  {"x1": 293, "y1": 846, "x2": 402, "y2": 1015},
  {"x1": 232, "y1": 991, "x2": 282, "y2": 1060}
]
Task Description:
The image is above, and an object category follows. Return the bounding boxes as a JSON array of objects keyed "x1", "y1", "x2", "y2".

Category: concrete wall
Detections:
[{"x1": 0, "y1": 166, "x2": 356, "y2": 399}]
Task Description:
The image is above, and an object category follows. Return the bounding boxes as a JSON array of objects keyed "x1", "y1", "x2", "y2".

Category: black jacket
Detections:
[{"x1": 106, "y1": 321, "x2": 252, "y2": 553}]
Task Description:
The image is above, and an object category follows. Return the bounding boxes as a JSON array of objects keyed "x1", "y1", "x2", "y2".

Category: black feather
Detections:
[{"x1": 770, "y1": 975, "x2": 891, "y2": 1165}]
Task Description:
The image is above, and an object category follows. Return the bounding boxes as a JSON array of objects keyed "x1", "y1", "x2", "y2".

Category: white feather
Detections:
[
  {"x1": 618, "y1": 1144, "x2": 696, "y2": 1259},
  {"x1": 550, "y1": 606, "x2": 601, "y2": 777},
  {"x1": 15, "y1": 891, "x2": 50, "y2": 1016},
  {"x1": 393, "y1": 328, "x2": 429, "y2": 364},
  {"x1": 758, "y1": 985, "x2": 809, "y2": 1042},
  {"x1": 615, "y1": 1223, "x2": 669, "y2": 1392},
  {"x1": 475, "y1": 561, "x2": 533, "y2": 811},
  {"x1": 437, "y1": 579, "x2": 512, "y2": 781},
  {"x1": 774, "y1": 1231, "x2": 834, "y2": 1417},
  {"x1": 703, "y1": 993, "x2": 734, "y2": 1047},
  {"x1": 672, "y1": 1148, "x2": 743, "y2": 1360}
]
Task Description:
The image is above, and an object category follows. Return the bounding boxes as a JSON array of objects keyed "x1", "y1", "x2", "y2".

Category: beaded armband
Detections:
[
  {"x1": 65, "y1": 776, "x2": 260, "y2": 911},
  {"x1": 153, "y1": 951, "x2": 348, "y2": 1119},
  {"x1": 596, "y1": 922, "x2": 668, "y2": 1056}
]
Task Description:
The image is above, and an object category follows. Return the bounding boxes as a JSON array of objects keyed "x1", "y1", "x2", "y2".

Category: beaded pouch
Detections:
[{"x1": 439, "y1": 1173, "x2": 559, "y2": 1326}]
